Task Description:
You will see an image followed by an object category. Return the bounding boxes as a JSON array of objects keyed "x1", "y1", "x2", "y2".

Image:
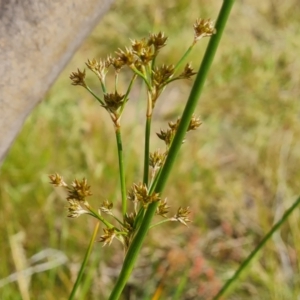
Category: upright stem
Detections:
[
  {"x1": 143, "y1": 91, "x2": 153, "y2": 186},
  {"x1": 143, "y1": 117, "x2": 151, "y2": 186},
  {"x1": 69, "y1": 222, "x2": 100, "y2": 300},
  {"x1": 174, "y1": 44, "x2": 194, "y2": 73},
  {"x1": 108, "y1": 2, "x2": 235, "y2": 299},
  {"x1": 115, "y1": 127, "x2": 127, "y2": 216}
]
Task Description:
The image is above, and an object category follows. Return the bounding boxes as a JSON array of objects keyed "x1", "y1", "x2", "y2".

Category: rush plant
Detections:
[{"x1": 49, "y1": 1, "x2": 235, "y2": 299}]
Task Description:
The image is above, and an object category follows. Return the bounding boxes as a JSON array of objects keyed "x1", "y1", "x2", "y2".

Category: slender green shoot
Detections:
[
  {"x1": 115, "y1": 128, "x2": 127, "y2": 216},
  {"x1": 213, "y1": 195, "x2": 300, "y2": 300},
  {"x1": 174, "y1": 44, "x2": 194, "y2": 73},
  {"x1": 87, "y1": 207, "x2": 114, "y2": 228},
  {"x1": 149, "y1": 219, "x2": 172, "y2": 229},
  {"x1": 120, "y1": 74, "x2": 137, "y2": 115},
  {"x1": 130, "y1": 66, "x2": 151, "y2": 89},
  {"x1": 86, "y1": 86, "x2": 105, "y2": 106},
  {"x1": 143, "y1": 117, "x2": 152, "y2": 186},
  {"x1": 68, "y1": 221, "x2": 100, "y2": 300}
]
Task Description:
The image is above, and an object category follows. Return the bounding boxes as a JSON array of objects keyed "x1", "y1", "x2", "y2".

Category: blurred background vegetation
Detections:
[{"x1": 1, "y1": 0, "x2": 300, "y2": 299}]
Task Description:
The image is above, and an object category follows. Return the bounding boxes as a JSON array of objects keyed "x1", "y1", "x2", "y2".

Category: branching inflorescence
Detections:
[{"x1": 50, "y1": 19, "x2": 215, "y2": 251}]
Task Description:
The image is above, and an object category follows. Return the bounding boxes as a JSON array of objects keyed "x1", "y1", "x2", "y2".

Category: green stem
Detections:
[
  {"x1": 213, "y1": 195, "x2": 300, "y2": 300},
  {"x1": 133, "y1": 206, "x2": 145, "y2": 231},
  {"x1": 149, "y1": 164, "x2": 163, "y2": 192},
  {"x1": 174, "y1": 44, "x2": 194, "y2": 73},
  {"x1": 115, "y1": 72, "x2": 119, "y2": 93},
  {"x1": 143, "y1": 117, "x2": 151, "y2": 186},
  {"x1": 112, "y1": 215, "x2": 125, "y2": 226},
  {"x1": 88, "y1": 207, "x2": 114, "y2": 228},
  {"x1": 130, "y1": 65, "x2": 152, "y2": 90},
  {"x1": 115, "y1": 128, "x2": 127, "y2": 216},
  {"x1": 120, "y1": 74, "x2": 137, "y2": 115},
  {"x1": 85, "y1": 86, "x2": 105, "y2": 106},
  {"x1": 108, "y1": 2, "x2": 235, "y2": 299},
  {"x1": 149, "y1": 219, "x2": 172, "y2": 229},
  {"x1": 69, "y1": 221, "x2": 100, "y2": 300},
  {"x1": 99, "y1": 78, "x2": 107, "y2": 94}
]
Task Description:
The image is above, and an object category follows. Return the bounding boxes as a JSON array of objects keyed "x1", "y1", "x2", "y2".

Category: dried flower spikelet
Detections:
[
  {"x1": 67, "y1": 178, "x2": 92, "y2": 202},
  {"x1": 86, "y1": 58, "x2": 110, "y2": 81},
  {"x1": 178, "y1": 63, "x2": 197, "y2": 79},
  {"x1": 103, "y1": 91, "x2": 126, "y2": 112},
  {"x1": 152, "y1": 64, "x2": 175, "y2": 88},
  {"x1": 188, "y1": 116, "x2": 202, "y2": 131},
  {"x1": 149, "y1": 150, "x2": 165, "y2": 169},
  {"x1": 100, "y1": 200, "x2": 113, "y2": 215},
  {"x1": 109, "y1": 55, "x2": 126, "y2": 71},
  {"x1": 99, "y1": 227, "x2": 117, "y2": 246},
  {"x1": 70, "y1": 69, "x2": 87, "y2": 87},
  {"x1": 193, "y1": 18, "x2": 216, "y2": 41},
  {"x1": 131, "y1": 38, "x2": 148, "y2": 55},
  {"x1": 133, "y1": 182, "x2": 148, "y2": 202},
  {"x1": 67, "y1": 199, "x2": 89, "y2": 218},
  {"x1": 115, "y1": 47, "x2": 135, "y2": 66},
  {"x1": 157, "y1": 128, "x2": 174, "y2": 146},
  {"x1": 127, "y1": 185, "x2": 138, "y2": 203},
  {"x1": 123, "y1": 212, "x2": 136, "y2": 233},
  {"x1": 148, "y1": 32, "x2": 168, "y2": 51},
  {"x1": 49, "y1": 173, "x2": 67, "y2": 187},
  {"x1": 147, "y1": 191, "x2": 161, "y2": 206},
  {"x1": 171, "y1": 206, "x2": 191, "y2": 226},
  {"x1": 156, "y1": 198, "x2": 170, "y2": 218},
  {"x1": 133, "y1": 182, "x2": 160, "y2": 208},
  {"x1": 138, "y1": 46, "x2": 155, "y2": 65},
  {"x1": 168, "y1": 118, "x2": 181, "y2": 131}
]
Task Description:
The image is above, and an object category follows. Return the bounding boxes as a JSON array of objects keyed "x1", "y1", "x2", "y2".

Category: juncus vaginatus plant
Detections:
[
  {"x1": 51, "y1": 25, "x2": 208, "y2": 250},
  {"x1": 49, "y1": 2, "x2": 236, "y2": 299}
]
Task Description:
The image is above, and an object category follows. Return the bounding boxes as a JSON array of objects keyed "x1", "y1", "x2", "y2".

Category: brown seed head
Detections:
[
  {"x1": 86, "y1": 58, "x2": 110, "y2": 81},
  {"x1": 132, "y1": 182, "x2": 160, "y2": 208},
  {"x1": 168, "y1": 118, "x2": 181, "y2": 131},
  {"x1": 157, "y1": 128, "x2": 174, "y2": 146},
  {"x1": 67, "y1": 199, "x2": 89, "y2": 218},
  {"x1": 148, "y1": 32, "x2": 168, "y2": 51},
  {"x1": 171, "y1": 206, "x2": 191, "y2": 226},
  {"x1": 115, "y1": 47, "x2": 135, "y2": 66},
  {"x1": 178, "y1": 63, "x2": 197, "y2": 79},
  {"x1": 149, "y1": 150, "x2": 165, "y2": 169},
  {"x1": 99, "y1": 227, "x2": 117, "y2": 246},
  {"x1": 156, "y1": 198, "x2": 170, "y2": 218},
  {"x1": 67, "y1": 178, "x2": 92, "y2": 202},
  {"x1": 123, "y1": 212, "x2": 136, "y2": 233},
  {"x1": 49, "y1": 173, "x2": 67, "y2": 187},
  {"x1": 109, "y1": 55, "x2": 126, "y2": 71},
  {"x1": 188, "y1": 116, "x2": 202, "y2": 131},
  {"x1": 103, "y1": 91, "x2": 126, "y2": 112},
  {"x1": 153, "y1": 64, "x2": 175, "y2": 88},
  {"x1": 70, "y1": 69, "x2": 87, "y2": 87},
  {"x1": 100, "y1": 200, "x2": 113, "y2": 215},
  {"x1": 131, "y1": 38, "x2": 148, "y2": 55},
  {"x1": 193, "y1": 18, "x2": 216, "y2": 41},
  {"x1": 127, "y1": 185, "x2": 138, "y2": 203},
  {"x1": 138, "y1": 46, "x2": 155, "y2": 65}
]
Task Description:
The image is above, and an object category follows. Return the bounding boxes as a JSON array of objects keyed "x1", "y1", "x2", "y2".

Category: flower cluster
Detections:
[
  {"x1": 49, "y1": 174, "x2": 91, "y2": 218},
  {"x1": 157, "y1": 115, "x2": 202, "y2": 148},
  {"x1": 52, "y1": 18, "x2": 215, "y2": 248},
  {"x1": 193, "y1": 18, "x2": 216, "y2": 42},
  {"x1": 127, "y1": 182, "x2": 161, "y2": 209}
]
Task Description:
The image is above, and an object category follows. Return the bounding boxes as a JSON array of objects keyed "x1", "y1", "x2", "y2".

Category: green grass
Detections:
[{"x1": 1, "y1": 0, "x2": 300, "y2": 299}]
